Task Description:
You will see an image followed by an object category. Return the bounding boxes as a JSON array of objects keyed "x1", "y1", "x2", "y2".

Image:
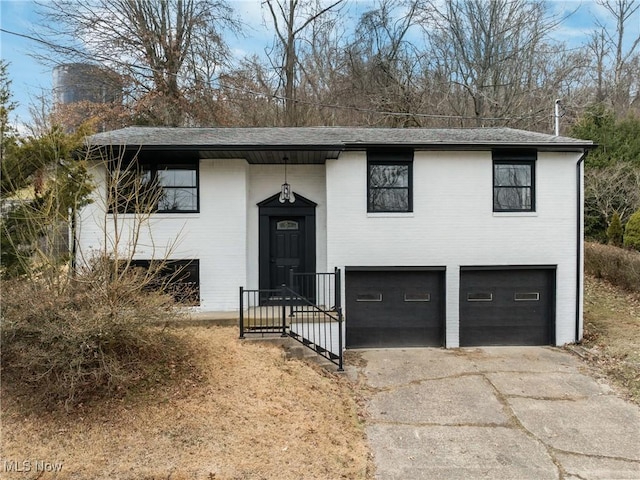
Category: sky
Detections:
[
  {"x1": 1, "y1": 0, "x2": 638, "y2": 128},
  {"x1": 0, "y1": 0, "x2": 272, "y2": 126}
]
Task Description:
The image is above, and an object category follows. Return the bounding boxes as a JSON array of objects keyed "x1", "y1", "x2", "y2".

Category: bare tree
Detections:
[
  {"x1": 585, "y1": 162, "x2": 640, "y2": 239},
  {"x1": 218, "y1": 55, "x2": 283, "y2": 126},
  {"x1": 593, "y1": 0, "x2": 640, "y2": 113},
  {"x1": 342, "y1": 0, "x2": 425, "y2": 126},
  {"x1": 587, "y1": 29, "x2": 610, "y2": 104},
  {"x1": 263, "y1": 0, "x2": 345, "y2": 126},
  {"x1": 293, "y1": 10, "x2": 350, "y2": 125},
  {"x1": 420, "y1": 0, "x2": 564, "y2": 128},
  {"x1": 36, "y1": 0, "x2": 240, "y2": 126}
]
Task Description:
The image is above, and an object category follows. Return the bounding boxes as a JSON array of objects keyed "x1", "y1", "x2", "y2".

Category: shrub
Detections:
[
  {"x1": 584, "y1": 241, "x2": 640, "y2": 292},
  {"x1": 624, "y1": 210, "x2": 640, "y2": 251},
  {"x1": 607, "y1": 212, "x2": 624, "y2": 246},
  {"x1": 0, "y1": 260, "x2": 193, "y2": 410}
]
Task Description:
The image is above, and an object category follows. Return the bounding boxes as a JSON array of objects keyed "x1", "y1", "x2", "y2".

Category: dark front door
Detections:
[
  {"x1": 258, "y1": 192, "x2": 316, "y2": 297},
  {"x1": 269, "y1": 217, "x2": 305, "y2": 289}
]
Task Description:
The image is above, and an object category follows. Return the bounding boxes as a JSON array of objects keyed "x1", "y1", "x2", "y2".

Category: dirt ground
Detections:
[
  {"x1": 1, "y1": 326, "x2": 373, "y2": 480},
  {"x1": 579, "y1": 275, "x2": 640, "y2": 405}
]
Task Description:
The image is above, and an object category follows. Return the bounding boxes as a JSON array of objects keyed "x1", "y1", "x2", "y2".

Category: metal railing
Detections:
[
  {"x1": 238, "y1": 288, "x2": 289, "y2": 337},
  {"x1": 286, "y1": 284, "x2": 343, "y2": 370},
  {"x1": 289, "y1": 267, "x2": 341, "y2": 312},
  {"x1": 239, "y1": 268, "x2": 343, "y2": 370}
]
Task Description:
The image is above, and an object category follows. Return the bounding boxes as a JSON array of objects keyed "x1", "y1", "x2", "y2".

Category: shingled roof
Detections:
[{"x1": 88, "y1": 126, "x2": 593, "y2": 164}]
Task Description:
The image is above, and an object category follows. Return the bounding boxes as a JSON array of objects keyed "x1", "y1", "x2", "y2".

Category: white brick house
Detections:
[{"x1": 80, "y1": 127, "x2": 592, "y2": 348}]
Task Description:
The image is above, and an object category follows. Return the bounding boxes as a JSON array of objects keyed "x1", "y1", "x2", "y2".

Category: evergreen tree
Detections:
[
  {"x1": 624, "y1": 210, "x2": 640, "y2": 251},
  {"x1": 1, "y1": 65, "x2": 94, "y2": 278},
  {"x1": 570, "y1": 106, "x2": 640, "y2": 240},
  {"x1": 606, "y1": 212, "x2": 624, "y2": 246},
  {"x1": 570, "y1": 105, "x2": 640, "y2": 169},
  {"x1": 0, "y1": 60, "x2": 18, "y2": 175}
]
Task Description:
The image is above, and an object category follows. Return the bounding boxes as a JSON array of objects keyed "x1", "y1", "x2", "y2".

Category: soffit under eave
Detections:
[
  {"x1": 197, "y1": 149, "x2": 342, "y2": 164},
  {"x1": 94, "y1": 142, "x2": 591, "y2": 164}
]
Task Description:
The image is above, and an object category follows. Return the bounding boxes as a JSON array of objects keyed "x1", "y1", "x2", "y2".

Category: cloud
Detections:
[{"x1": 233, "y1": 0, "x2": 266, "y2": 29}]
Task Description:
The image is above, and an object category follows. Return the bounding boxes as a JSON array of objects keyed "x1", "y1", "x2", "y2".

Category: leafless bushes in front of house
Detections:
[
  {"x1": 584, "y1": 241, "x2": 640, "y2": 293},
  {"x1": 0, "y1": 146, "x2": 198, "y2": 411},
  {"x1": 0, "y1": 256, "x2": 195, "y2": 410}
]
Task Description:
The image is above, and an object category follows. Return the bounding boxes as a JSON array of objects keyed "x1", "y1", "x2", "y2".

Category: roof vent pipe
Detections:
[{"x1": 554, "y1": 99, "x2": 561, "y2": 136}]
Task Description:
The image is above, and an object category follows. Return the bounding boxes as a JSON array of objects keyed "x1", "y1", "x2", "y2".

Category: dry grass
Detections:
[
  {"x1": 1, "y1": 327, "x2": 373, "y2": 480},
  {"x1": 580, "y1": 275, "x2": 640, "y2": 405}
]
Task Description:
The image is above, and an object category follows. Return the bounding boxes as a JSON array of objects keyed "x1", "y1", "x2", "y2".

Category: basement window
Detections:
[{"x1": 129, "y1": 259, "x2": 200, "y2": 305}]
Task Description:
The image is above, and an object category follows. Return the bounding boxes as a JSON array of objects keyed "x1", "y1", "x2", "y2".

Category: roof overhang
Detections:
[{"x1": 87, "y1": 127, "x2": 594, "y2": 164}]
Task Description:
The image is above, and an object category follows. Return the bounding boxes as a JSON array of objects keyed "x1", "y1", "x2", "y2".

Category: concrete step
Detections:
[{"x1": 244, "y1": 335, "x2": 340, "y2": 370}]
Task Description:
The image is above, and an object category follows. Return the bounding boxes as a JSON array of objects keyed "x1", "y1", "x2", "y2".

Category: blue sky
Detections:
[
  {"x1": 1, "y1": 0, "x2": 637, "y2": 128},
  {"x1": 1, "y1": 0, "x2": 271, "y2": 126},
  {"x1": 1, "y1": 0, "x2": 47, "y2": 125}
]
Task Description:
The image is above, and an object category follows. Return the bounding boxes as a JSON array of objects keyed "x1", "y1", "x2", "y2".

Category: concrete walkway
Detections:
[{"x1": 354, "y1": 347, "x2": 640, "y2": 480}]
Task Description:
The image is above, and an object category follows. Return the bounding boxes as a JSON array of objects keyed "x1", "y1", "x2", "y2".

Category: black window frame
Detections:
[
  {"x1": 367, "y1": 150, "x2": 414, "y2": 213},
  {"x1": 130, "y1": 259, "x2": 200, "y2": 305},
  {"x1": 153, "y1": 162, "x2": 199, "y2": 213},
  {"x1": 110, "y1": 157, "x2": 200, "y2": 214},
  {"x1": 492, "y1": 150, "x2": 536, "y2": 213}
]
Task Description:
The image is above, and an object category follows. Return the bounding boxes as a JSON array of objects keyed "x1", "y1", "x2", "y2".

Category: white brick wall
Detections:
[
  {"x1": 77, "y1": 159, "x2": 327, "y2": 312},
  {"x1": 78, "y1": 159, "x2": 248, "y2": 311},
  {"x1": 78, "y1": 149, "x2": 583, "y2": 345},
  {"x1": 326, "y1": 150, "x2": 583, "y2": 346}
]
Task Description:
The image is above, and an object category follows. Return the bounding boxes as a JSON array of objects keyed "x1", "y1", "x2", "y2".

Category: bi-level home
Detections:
[{"x1": 80, "y1": 127, "x2": 592, "y2": 350}]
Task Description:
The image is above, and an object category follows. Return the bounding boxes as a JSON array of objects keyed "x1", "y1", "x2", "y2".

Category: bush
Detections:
[
  {"x1": 607, "y1": 212, "x2": 624, "y2": 246},
  {"x1": 0, "y1": 261, "x2": 193, "y2": 409},
  {"x1": 584, "y1": 241, "x2": 640, "y2": 292},
  {"x1": 624, "y1": 210, "x2": 640, "y2": 250}
]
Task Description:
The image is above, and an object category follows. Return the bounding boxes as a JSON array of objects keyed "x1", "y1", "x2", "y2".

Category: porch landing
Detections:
[{"x1": 168, "y1": 311, "x2": 239, "y2": 327}]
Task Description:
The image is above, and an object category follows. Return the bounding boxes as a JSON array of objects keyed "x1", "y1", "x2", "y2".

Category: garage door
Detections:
[
  {"x1": 346, "y1": 269, "x2": 444, "y2": 348},
  {"x1": 459, "y1": 268, "x2": 555, "y2": 346}
]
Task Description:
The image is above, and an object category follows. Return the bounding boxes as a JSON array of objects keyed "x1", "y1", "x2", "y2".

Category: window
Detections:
[
  {"x1": 111, "y1": 159, "x2": 199, "y2": 214},
  {"x1": 493, "y1": 151, "x2": 536, "y2": 212},
  {"x1": 156, "y1": 164, "x2": 198, "y2": 212},
  {"x1": 368, "y1": 151, "x2": 413, "y2": 212},
  {"x1": 276, "y1": 220, "x2": 299, "y2": 230},
  {"x1": 130, "y1": 259, "x2": 200, "y2": 305}
]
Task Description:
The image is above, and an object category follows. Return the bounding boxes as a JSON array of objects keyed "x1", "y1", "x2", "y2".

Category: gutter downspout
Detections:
[{"x1": 575, "y1": 152, "x2": 587, "y2": 343}]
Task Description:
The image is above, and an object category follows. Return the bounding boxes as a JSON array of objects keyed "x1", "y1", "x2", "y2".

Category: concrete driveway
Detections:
[{"x1": 353, "y1": 347, "x2": 640, "y2": 480}]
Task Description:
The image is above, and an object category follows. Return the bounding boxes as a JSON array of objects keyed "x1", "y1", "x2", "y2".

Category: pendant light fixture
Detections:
[{"x1": 279, "y1": 156, "x2": 296, "y2": 203}]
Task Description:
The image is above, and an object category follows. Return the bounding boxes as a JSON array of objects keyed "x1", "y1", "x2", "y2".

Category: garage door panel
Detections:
[
  {"x1": 347, "y1": 326, "x2": 442, "y2": 348},
  {"x1": 460, "y1": 268, "x2": 554, "y2": 346},
  {"x1": 463, "y1": 313, "x2": 548, "y2": 327},
  {"x1": 461, "y1": 326, "x2": 549, "y2": 346},
  {"x1": 346, "y1": 270, "x2": 444, "y2": 348}
]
